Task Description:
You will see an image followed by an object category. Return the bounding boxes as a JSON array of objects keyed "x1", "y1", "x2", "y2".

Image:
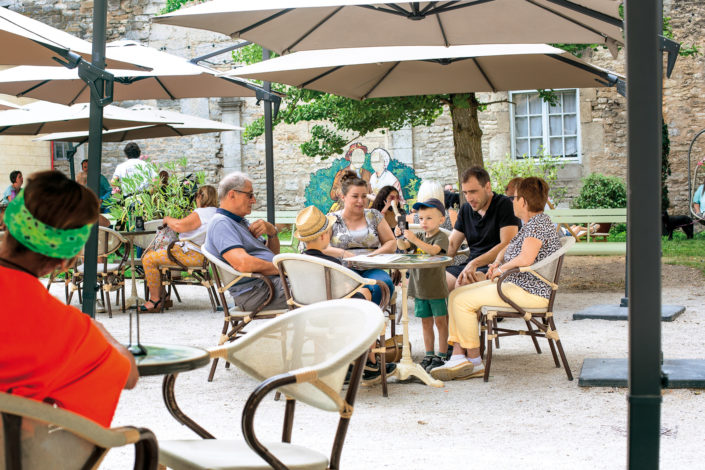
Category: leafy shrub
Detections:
[
  {"x1": 572, "y1": 173, "x2": 626, "y2": 209},
  {"x1": 487, "y1": 151, "x2": 566, "y2": 203}
]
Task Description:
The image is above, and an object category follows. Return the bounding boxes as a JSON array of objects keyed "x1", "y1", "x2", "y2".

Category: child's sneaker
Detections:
[
  {"x1": 425, "y1": 355, "x2": 445, "y2": 373},
  {"x1": 419, "y1": 355, "x2": 434, "y2": 371}
]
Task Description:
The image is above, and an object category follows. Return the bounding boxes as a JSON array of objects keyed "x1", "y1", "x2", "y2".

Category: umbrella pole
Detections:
[
  {"x1": 263, "y1": 48, "x2": 275, "y2": 224},
  {"x1": 625, "y1": 0, "x2": 663, "y2": 467},
  {"x1": 81, "y1": 0, "x2": 113, "y2": 318}
]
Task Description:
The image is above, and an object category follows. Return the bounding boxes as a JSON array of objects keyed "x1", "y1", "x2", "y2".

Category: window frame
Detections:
[{"x1": 509, "y1": 88, "x2": 581, "y2": 162}]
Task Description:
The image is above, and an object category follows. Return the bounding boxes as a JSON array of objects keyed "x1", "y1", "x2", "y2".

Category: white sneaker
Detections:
[{"x1": 430, "y1": 359, "x2": 484, "y2": 381}]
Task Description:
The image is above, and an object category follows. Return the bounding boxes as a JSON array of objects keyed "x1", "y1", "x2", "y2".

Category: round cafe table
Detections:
[
  {"x1": 344, "y1": 254, "x2": 452, "y2": 388},
  {"x1": 131, "y1": 343, "x2": 215, "y2": 439}
]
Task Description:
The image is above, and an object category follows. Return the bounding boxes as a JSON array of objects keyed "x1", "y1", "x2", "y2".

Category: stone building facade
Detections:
[{"x1": 2, "y1": 0, "x2": 703, "y2": 214}]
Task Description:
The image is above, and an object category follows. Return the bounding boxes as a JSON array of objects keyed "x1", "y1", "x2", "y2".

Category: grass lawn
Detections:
[{"x1": 609, "y1": 225, "x2": 705, "y2": 275}]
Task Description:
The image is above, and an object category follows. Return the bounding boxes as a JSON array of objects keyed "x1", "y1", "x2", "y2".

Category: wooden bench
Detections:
[
  {"x1": 249, "y1": 210, "x2": 299, "y2": 247},
  {"x1": 545, "y1": 208, "x2": 627, "y2": 256}
]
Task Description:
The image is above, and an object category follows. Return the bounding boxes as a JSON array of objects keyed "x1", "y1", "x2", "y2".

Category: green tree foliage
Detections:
[
  {"x1": 662, "y1": 119, "x2": 672, "y2": 210},
  {"x1": 572, "y1": 173, "x2": 627, "y2": 209},
  {"x1": 486, "y1": 151, "x2": 566, "y2": 203}
]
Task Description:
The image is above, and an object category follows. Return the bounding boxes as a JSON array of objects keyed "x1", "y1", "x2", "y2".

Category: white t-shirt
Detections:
[
  {"x1": 179, "y1": 207, "x2": 217, "y2": 250},
  {"x1": 112, "y1": 159, "x2": 153, "y2": 190}
]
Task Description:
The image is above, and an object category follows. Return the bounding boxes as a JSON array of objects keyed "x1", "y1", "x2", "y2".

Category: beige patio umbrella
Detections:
[
  {"x1": 0, "y1": 101, "x2": 178, "y2": 135},
  {"x1": 228, "y1": 43, "x2": 624, "y2": 100},
  {"x1": 153, "y1": 0, "x2": 623, "y2": 54},
  {"x1": 0, "y1": 40, "x2": 260, "y2": 105},
  {"x1": 0, "y1": 7, "x2": 146, "y2": 69},
  {"x1": 0, "y1": 99, "x2": 20, "y2": 110},
  {"x1": 36, "y1": 104, "x2": 243, "y2": 142}
]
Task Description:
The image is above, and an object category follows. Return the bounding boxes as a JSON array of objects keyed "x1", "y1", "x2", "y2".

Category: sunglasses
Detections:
[{"x1": 232, "y1": 189, "x2": 255, "y2": 200}]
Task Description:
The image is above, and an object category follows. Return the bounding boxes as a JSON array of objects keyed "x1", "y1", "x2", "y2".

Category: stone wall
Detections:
[{"x1": 5, "y1": 0, "x2": 704, "y2": 214}]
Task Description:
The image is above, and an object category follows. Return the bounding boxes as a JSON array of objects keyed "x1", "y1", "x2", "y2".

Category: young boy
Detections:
[
  {"x1": 294, "y1": 206, "x2": 396, "y2": 382},
  {"x1": 396, "y1": 198, "x2": 450, "y2": 372}
]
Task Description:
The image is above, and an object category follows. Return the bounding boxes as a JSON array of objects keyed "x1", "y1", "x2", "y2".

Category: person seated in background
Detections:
[
  {"x1": 140, "y1": 185, "x2": 218, "y2": 312},
  {"x1": 77, "y1": 159, "x2": 89, "y2": 186},
  {"x1": 0, "y1": 171, "x2": 138, "y2": 426},
  {"x1": 203, "y1": 172, "x2": 288, "y2": 312},
  {"x1": 2, "y1": 170, "x2": 22, "y2": 205},
  {"x1": 444, "y1": 183, "x2": 460, "y2": 210},
  {"x1": 370, "y1": 185, "x2": 401, "y2": 231},
  {"x1": 294, "y1": 205, "x2": 397, "y2": 382},
  {"x1": 431, "y1": 177, "x2": 560, "y2": 381}
]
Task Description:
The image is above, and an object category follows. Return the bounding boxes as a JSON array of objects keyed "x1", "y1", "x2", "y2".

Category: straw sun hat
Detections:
[{"x1": 294, "y1": 206, "x2": 337, "y2": 242}]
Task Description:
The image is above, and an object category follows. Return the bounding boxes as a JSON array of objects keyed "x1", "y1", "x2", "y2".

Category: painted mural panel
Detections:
[{"x1": 305, "y1": 142, "x2": 421, "y2": 213}]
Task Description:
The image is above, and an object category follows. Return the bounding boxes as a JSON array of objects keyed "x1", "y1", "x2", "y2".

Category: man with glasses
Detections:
[
  {"x1": 203, "y1": 172, "x2": 288, "y2": 311},
  {"x1": 445, "y1": 167, "x2": 520, "y2": 292}
]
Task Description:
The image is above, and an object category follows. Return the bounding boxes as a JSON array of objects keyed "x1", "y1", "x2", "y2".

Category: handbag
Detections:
[
  {"x1": 149, "y1": 225, "x2": 178, "y2": 251},
  {"x1": 384, "y1": 334, "x2": 407, "y2": 363}
]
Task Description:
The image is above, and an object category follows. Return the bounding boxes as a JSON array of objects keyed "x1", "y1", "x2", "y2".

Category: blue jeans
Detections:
[{"x1": 356, "y1": 269, "x2": 394, "y2": 306}]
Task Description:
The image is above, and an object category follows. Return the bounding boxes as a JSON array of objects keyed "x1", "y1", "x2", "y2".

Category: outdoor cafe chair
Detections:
[
  {"x1": 157, "y1": 298, "x2": 384, "y2": 470},
  {"x1": 273, "y1": 253, "x2": 393, "y2": 397},
  {"x1": 0, "y1": 391, "x2": 158, "y2": 470},
  {"x1": 479, "y1": 236, "x2": 575, "y2": 381},
  {"x1": 68, "y1": 226, "x2": 130, "y2": 318},
  {"x1": 202, "y1": 245, "x2": 289, "y2": 382}
]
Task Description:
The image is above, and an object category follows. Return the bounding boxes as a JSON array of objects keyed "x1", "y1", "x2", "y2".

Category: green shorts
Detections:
[{"x1": 414, "y1": 298, "x2": 448, "y2": 318}]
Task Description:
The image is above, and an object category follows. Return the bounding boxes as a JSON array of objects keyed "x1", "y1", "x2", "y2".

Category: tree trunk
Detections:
[{"x1": 449, "y1": 93, "x2": 484, "y2": 188}]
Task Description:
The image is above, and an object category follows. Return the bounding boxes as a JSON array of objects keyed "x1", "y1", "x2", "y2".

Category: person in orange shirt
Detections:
[{"x1": 0, "y1": 170, "x2": 138, "y2": 427}]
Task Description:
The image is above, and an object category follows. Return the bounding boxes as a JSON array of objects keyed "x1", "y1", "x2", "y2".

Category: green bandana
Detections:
[{"x1": 5, "y1": 190, "x2": 93, "y2": 259}]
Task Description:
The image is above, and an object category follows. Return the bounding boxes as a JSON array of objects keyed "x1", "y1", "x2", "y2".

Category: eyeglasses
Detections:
[
  {"x1": 232, "y1": 189, "x2": 255, "y2": 200},
  {"x1": 507, "y1": 195, "x2": 517, "y2": 201}
]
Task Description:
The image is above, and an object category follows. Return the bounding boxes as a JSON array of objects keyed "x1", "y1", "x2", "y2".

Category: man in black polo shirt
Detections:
[{"x1": 446, "y1": 167, "x2": 520, "y2": 291}]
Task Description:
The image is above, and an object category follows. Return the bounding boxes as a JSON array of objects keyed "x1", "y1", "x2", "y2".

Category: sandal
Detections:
[{"x1": 140, "y1": 298, "x2": 162, "y2": 313}]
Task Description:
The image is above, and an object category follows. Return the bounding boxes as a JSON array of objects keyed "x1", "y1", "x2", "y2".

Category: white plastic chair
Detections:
[
  {"x1": 158, "y1": 299, "x2": 384, "y2": 470},
  {"x1": 0, "y1": 392, "x2": 158, "y2": 469},
  {"x1": 202, "y1": 245, "x2": 289, "y2": 382},
  {"x1": 479, "y1": 236, "x2": 575, "y2": 381},
  {"x1": 273, "y1": 253, "x2": 392, "y2": 396}
]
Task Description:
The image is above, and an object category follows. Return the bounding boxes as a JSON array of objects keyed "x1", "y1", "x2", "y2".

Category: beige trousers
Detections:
[{"x1": 448, "y1": 280, "x2": 549, "y2": 349}]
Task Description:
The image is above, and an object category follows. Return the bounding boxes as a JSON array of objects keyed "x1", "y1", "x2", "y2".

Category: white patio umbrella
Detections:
[
  {"x1": 0, "y1": 7, "x2": 146, "y2": 69},
  {"x1": 228, "y1": 43, "x2": 624, "y2": 100},
  {"x1": 0, "y1": 101, "x2": 178, "y2": 135},
  {"x1": 153, "y1": 0, "x2": 623, "y2": 54},
  {"x1": 36, "y1": 104, "x2": 243, "y2": 142},
  {"x1": 0, "y1": 40, "x2": 261, "y2": 105}
]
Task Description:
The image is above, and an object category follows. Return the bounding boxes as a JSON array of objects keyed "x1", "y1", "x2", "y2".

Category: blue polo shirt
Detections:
[{"x1": 203, "y1": 208, "x2": 274, "y2": 291}]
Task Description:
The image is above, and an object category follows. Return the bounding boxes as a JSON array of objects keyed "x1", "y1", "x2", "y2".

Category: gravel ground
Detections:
[{"x1": 48, "y1": 259, "x2": 705, "y2": 469}]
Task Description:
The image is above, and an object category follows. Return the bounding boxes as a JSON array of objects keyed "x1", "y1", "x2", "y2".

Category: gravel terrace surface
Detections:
[{"x1": 49, "y1": 256, "x2": 705, "y2": 469}]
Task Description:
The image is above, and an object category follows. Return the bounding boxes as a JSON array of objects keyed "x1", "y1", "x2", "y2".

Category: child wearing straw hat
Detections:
[
  {"x1": 295, "y1": 206, "x2": 372, "y2": 301},
  {"x1": 295, "y1": 205, "x2": 397, "y2": 383}
]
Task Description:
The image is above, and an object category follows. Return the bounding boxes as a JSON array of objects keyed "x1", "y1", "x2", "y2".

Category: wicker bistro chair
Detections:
[
  {"x1": 158, "y1": 299, "x2": 384, "y2": 470},
  {"x1": 273, "y1": 253, "x2": 393, "y2": 397},
  {"x1": 69, "y1": 227, "x2": 130, "y2": 318},
  {"x1": 159, "y1": 234, "x2": 220, "y2": 313},
  {"x1": 479, "y1": 236, "x2": 575, "y2": 382},
  {"x1": 202, "y1": 245, "x2": 289, "y2": 382},
  {"x1": 0, "y1": 392, "x2": 158, "y2": 470}
]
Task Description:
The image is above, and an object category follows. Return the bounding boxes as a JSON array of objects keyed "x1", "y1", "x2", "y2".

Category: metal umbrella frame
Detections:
[
  {"x1": 0, "y1": 40, "x2": 268, "y2": 105},
  {"x1": 228, "y1": 43, "x2": 625, "y2": 99}
]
